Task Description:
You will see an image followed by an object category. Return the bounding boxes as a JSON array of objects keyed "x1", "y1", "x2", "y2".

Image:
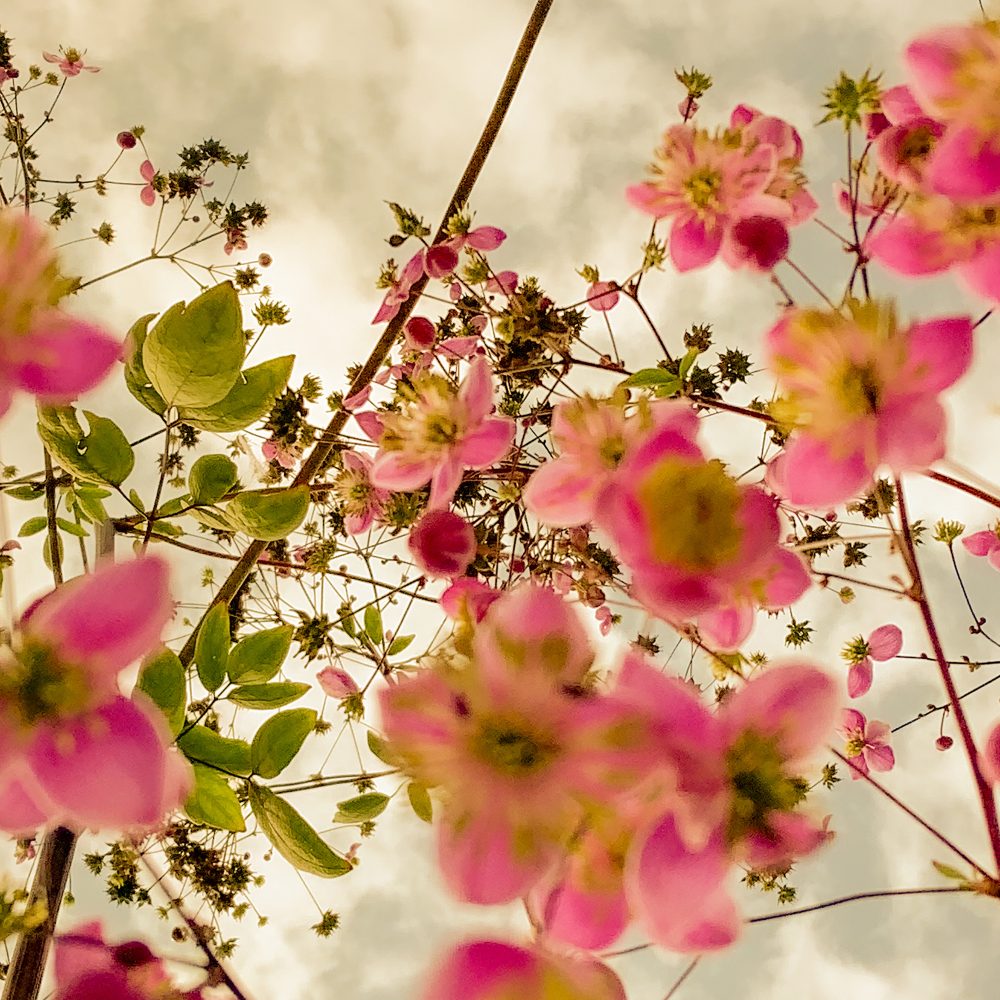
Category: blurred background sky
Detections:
[{"x1": 5, "y1": 2, "x2": 1000, "y2": 997}]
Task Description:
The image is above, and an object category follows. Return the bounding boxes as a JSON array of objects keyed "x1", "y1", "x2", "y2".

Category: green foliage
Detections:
[
  {"x1": 335, "y1": 792, "x2": 389, "y2": 823},
  {"x1": 820, "y1": 68, "x2": 882, "y2": 129},
  {"x1": 366, "y1": 731, "x2": 398, "y2": 766},
  {"x1": 136, "y1": 647, "x2": 187, "y2": 736},
  {"x1": 122, "y1": 313, "x2": 168, "y2": 414},
  {"x1": 228, "y1": 624, "x2": 294, "y2": 684},
  {"x1": 178, "y1": 725, "x2": 252, "y2": 776},
  {"x1": 363, "y1": 606, "x2": 384, "y2": 645},
  {"x1": 249, "y1": 785, "x2": 353, "y2": 878},
  {"x1": 194, "y1": 603, "x2": 231, "y2": 692},
  {"x1": 37, "y1": 406, "x2": 135, "y2": 486},
  {"x1": 251, "y1": 708, "x2": 317, "y2": 779},
  {"x1": 143, "y1": 282, "x2": 245, "y2": 408},
  {"x1": 189, "y1": 454, "x2": 239, "y2": 504},
  {"x1": 178, "y1": 355, "x2": 294, "y2": 432},
  {"x1": 185, "y1": 764, "x2": 246, "y2": 832},
  {"x1": 228, "y1": 681, "x2": 310, "y2": 709},
  {"x1": 407, "y1": 783, "x2": 433, "y2": 823},
  {"x1": 224, "y1": 486, "x2": 310, "y2": 541}
]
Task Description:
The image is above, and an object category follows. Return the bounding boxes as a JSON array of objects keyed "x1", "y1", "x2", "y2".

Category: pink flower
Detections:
[
  {"x1": 379, "y1": 586, "x2": 625, "y2": 904},
  {"x1": 485, "y1": 270, "x2": 518, "y2": 295},
  {"x1": 0, "y1": 209, "x2": 121, "y2": 417},
  {"x1": 595, "y1": 604, "x2": 614, "y2": 636},
  {"x1": 903, "y1": 24, "x2": 1000, "y2": 202},
  {"x1": 586, "y1": 281, "x2": 619, "y2": 312},
  {"x1": 595, "y1": 415, "x2": 809, "y2": 650},
  {"x1": 626, "y1": 122, "x2": 792, "y2": 272},
  {"x1": 139, "y1": 160, "x2": 157, "y2": 206},
  {"x1": 524, "y1": 395, "x2": 694, "y2": 528},
  {"x1": 871, "y1": 85, "x2": 945, "y2": 189},
  {"x1": 54, "y1": 921, "x2": 204, "y2": 1000},
  {"x1": 440, "y1": 578, "x2": 501, "y2": 622},
  {"x1": 223, "y1": 228, "x2": 248, "y2": 256},
  {"x1": 838, "y1": 708, "x2": 895, "y2": 780},
  {"x1": 0, "y1": 557, "x2": 185, "y2": 834},
  {"x1": 409, "y1": 509, "x2": 476, "y2": 579},
  {"x1": 421, "y1": 940, "x2": 624, "y2": 1000},
  {"x1": 332, "y1": 450, "x2": 389, "y2": 535},
  {"x1": 42, "y1": 48, "x2": 100, "y2": 77},
  {"x1": 982, "y1": 720, "x2": 1000, "y2": 784},
  {"x1": 318, "y1": 666, "x2": 360, "y2": 700},
  {"x1": 370, "y1": 356, "x2": 515, "y2": 510},
  {"x1": 962, "y1": 527, "x2": 1000, "y2": 570},
  {"x1": 765, "y1": 301, "x2": 973, "y2": 508},
  {"x1": 405, "y1": 315, "x2": 437, "y2": 351},
  {"x1": 447, "y1": 225, "x2": 507, "y2": 253},
  {"x1": 262, "y1": 437, "x2": 301, "y2": 470},
  {"x1": 843, "y1": 624, "x2": 903, "y2": 698},
  {"x1": 372, "y1": 251, "x2": 425, "y2": 324},
  {"x1": 620, "y1": 657, "x2": 837, "y2": 952}
]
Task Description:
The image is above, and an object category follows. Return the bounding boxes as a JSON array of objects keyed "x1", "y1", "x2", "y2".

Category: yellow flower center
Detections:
[{"x1": 637, "y1": 458, "x2": 743, "y2": 571}]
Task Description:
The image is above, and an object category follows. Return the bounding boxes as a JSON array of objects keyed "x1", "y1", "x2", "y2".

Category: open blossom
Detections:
[
  {"x1": 842, "y1": 624, "x2": 903, "y2": 698},
  {"x1": 54, "y1": 922, "x2": 204, "y2": 1000},
  {"x1": 0, "y1": 557, "x2": 186, "y2": 834},
  {"x1": 595, "y1": 415, "x2": 809, "y2": 650},
  {"x1": 421, "y1": 940, "x2": 624, "y2": 1000},
  {"x1": 838, "y1": 708, "x2": 895, "y2": 780},
  {"x1": 370, "y1": 356, "x2": 514, "y2": 510},
  {"x1": 524, "y1": 394, "x2": 695, "y2": 528},
  {"x1": 627, "y1": 108, "x2": 814, "y2": 272},
  {"x1": 620, "y1": 657, "x2": 837, "y2": 952},
  {"x1": 43, "y1": 48, "x2": 100, "y2": 77},
  {"x1": 903, "y1": 22, "x2": 1000, "y2": 202},
  {"x1": 379, "y1": 586, "x2": 633, "y2": 904},
  {"x1": 262, "y1": 436, "x2": 301, "y2": 470},
  {"x1": 961, "y1": 525, "x2": 1000, "y2": 570},
  {"x1": 332, "y1": 450, "x2": 389, "y2": 535},
  {"x1": 0, "y1": 209, "x2": 121, "y2": 417},
  {"x1": 765, "y1": 301, "x2": 973, "y2": 508},
  {"x1": 586, "y1": 281, "x2": 619, "y2": 312}
]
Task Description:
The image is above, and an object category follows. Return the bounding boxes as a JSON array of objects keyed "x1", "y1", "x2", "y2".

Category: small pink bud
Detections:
[
  {"x1": 935, "y1": 735, "x2": 953, "y2": 751},
  {"x1": 258, "y1": 253, "x2": 273, "y2": 267},
  {"x1": 409, "y1": 510, "x2": 476, "y2": 579},
  {"x1": 116, "y1": 130, "x2": 137, "y2": 149}
]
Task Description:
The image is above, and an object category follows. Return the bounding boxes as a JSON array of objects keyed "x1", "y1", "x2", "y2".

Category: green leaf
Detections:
[
  {"x1": 621, "y1": 368, "x2": 678, "y2": 389},
  {"x1": 251, "y1": 708, "x2": 316, "y2": 779},
  {"x1": 249, "y1": 784, "x2": 352, "y2": 878},
  {"x1": 932, "y1": 860, "x2": 968, "y2": 882},
  {"x1": 177, "y1": 355, "x2": 295, "y2": 432},
  {"x1": 18, "y1": 516, "x2": 48, "y2": 537},
  {"x1": 406, "y1": 783, "x2": 432, "y2": 823},
  {"x1": 228, "y1": 624, "x2": 293, "y2": 684},
  {"x1": 335, "y1": 792, "x2": 389, "y2": 823},
  {"x1": 143, "y1": 283, "x2": 245, "y2": 408},
  {"x1": 386, "y1": 633, "x2": 415, "y2": 656},
  {"x1": 4, "y1": 484, "x2": 44, "y2": 501},
  {"x1": 186, "y1": 506, "x2": 234, "y2": 533},
  {"x1": 366, "y1": 731, "x2": 397, "y2": 766},
  {"x1": 123, "y1": 312, "x2": 168, "y2": 414},
  {"x1": 188, "y1": 454, "x2": 238, "y2": 505},
  {"x1": 224, "y1": 486, "x2": 309, "y2": 541},
  {"x1": 177, "y1": 725, "x2": 252, "y2": 776},
  {"x1": 136, "y1": 647, "x2": 186, "y2": 736},
  {"x1": 128, "y1": 489, "x2": 146, "y2": 513},
  {"x1": 37, "y1": 407, "x2": 135, "y2": 486},
  {"x1": 194, "y1": 603, "x2": 230, "y2": 692},
  {"x1": 56, "y1": 517, "x2": 88, "y2": 538},
  {"x1": 677, "y1": 347, "x2": 699, "y2": 381},
  {"x1": 228, "y1": 682, "x2": 310, "y2": 709},
  {"x1": 185, "y1": 764, "x2": 245, "y2": 832},
  {"x1": 42, "y1": 532, "x2": 63, "y2": 573},
  {"x1": 74, "y1": 491, "x2": 108, "y2": 523},
  {"x1": 363, "y1": 606, "x2": 383, "y2": 645}
]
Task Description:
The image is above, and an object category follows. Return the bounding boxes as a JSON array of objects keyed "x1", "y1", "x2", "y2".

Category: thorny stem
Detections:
[
  {"x1": 894, "y1": 478, "x2": 1000, "y2": 874},
  {"x1": 177, "y1": 0, "x2": 557, "y2": 667}
]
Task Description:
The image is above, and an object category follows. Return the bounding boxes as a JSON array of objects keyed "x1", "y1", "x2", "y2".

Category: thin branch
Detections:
[
  {"x1": 748, "y1": 885, "x2": 969, "y2": 924},
  {"x1": 176, "y1": 0, "x2": 557, "y2": 666}
]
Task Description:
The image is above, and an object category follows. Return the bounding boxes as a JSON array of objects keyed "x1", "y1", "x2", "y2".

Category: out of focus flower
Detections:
[{"x1": 409, "y1": 509, "x2": 477, "y2": 579}]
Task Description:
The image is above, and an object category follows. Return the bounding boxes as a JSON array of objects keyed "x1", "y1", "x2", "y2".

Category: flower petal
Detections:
[
  {"x1": 28, "y1": 697, "x2": 169, "y2": 830},
  {"x1": 868, "y1": 624, "x2": 902, "y2": 661}
]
